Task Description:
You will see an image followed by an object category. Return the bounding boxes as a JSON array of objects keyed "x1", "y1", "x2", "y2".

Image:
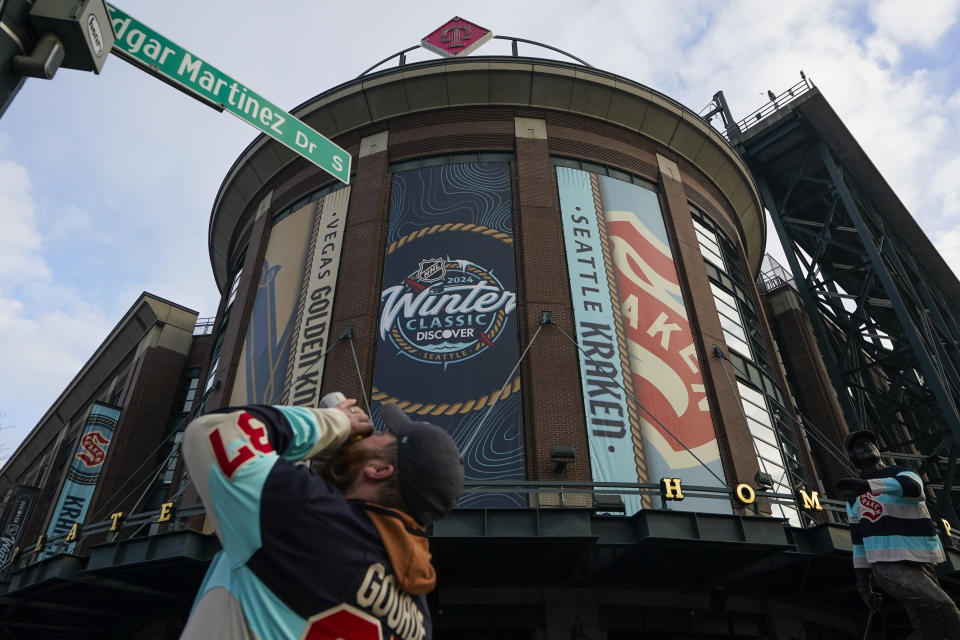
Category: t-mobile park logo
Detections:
[{"x1": 421, "y1": 17, "x2": 493, "y2": 58}]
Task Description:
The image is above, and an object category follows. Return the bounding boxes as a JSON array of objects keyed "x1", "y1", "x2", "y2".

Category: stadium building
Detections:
[{"x1": 1, "y1": 19, "x2": 958, "y2": 639}]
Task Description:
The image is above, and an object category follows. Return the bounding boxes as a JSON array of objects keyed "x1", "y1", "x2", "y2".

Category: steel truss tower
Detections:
[{"x1": 725, "y1": 80, "x2": 960, "y2": 518}]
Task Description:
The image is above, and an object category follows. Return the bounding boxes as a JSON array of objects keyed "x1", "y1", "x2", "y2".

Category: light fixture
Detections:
[
  {"x1": 755, "y1": 471, "x2": 774, "y2": 490},
  {"x1": 593, "y1": 494, "x2": 625, "y2": 513},
  {"x1": 551, "y1": 445, "x2": 575, "y2": 478}
]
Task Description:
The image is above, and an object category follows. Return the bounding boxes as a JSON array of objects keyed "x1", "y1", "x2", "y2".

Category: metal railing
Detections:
[
  {"x1": 356, "y1": 35, "x2": 591, "y2": 78},
  {"x1": 757, "y1": 254, "x2": 799, "y2": 294},
  {"x1": 0, "y1": 480, "x2": 848, "y2": 577},
  {"x1": 734, "y1": 76, "x2": 815, "y2": 136},
  {"x1": 193, "y1": 317, "x2": 215, "y2": 335}
]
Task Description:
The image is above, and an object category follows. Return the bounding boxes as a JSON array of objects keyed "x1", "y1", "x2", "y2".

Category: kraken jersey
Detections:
[
  {"x1": 846, "y1": 465, "x2": 945, "y2": 568},
  {"x1": 180, "y1": 404, "x2": 432, "y2": 640}
]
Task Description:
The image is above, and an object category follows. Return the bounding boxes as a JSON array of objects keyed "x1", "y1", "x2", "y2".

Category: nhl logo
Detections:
[{"x1": 417, "y1": 258, "x2": 446, "y2": 283}]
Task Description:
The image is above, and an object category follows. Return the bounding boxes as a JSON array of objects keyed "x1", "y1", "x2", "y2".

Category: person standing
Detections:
[
  {"x1": 179, "y1": 399, "x2": 464, "y2": 640},
  {"x1": 836, "y1": 429, "x2": 960, "y2": 639}
]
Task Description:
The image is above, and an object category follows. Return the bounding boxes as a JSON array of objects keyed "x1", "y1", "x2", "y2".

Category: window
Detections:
[
  {"x1": 389, "y1": 152, "x2": 515, "y2": 174},
  {"x1": 167, "y1": 367, "x2": 202, "y2": 417},
  {"x1": 225, "y1": 265, "x2": 243, "y2": 309},
  {"x1": 161, "y1": 432, "x2": 185, "y2": 485},
  {"x1": 692, "y1": 204, "x2": 813, "y2": 524},
  {"x1": 272, "y1": 183, "x2": 348, "y2": 226},
  {"x1": 203, "y1": 355, "x2": 220, "y2": 394},
  {"x1": 550, "y1": 157, "x2": 657, "y2": 191},
  {"x1": 738, "y1": 382, "x2": 800, "y2": 527}
]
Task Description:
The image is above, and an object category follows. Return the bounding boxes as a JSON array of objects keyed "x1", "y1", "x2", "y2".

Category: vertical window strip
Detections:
[{"x1": 693, "y1": 203, "x2": 812, "y2": 525}]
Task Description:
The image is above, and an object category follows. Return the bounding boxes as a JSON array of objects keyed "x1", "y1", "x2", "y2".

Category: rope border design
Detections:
[
  {"x1": 282, "y1": 198, "x2": 327, "y2": 405},
  {"x1": 590, "y1": 173, "x2": 650, "y2": 507},
  {"x1": 387, "y1": 223, "x2": 513, "y2": 255},
  {"x1": 372, "y1": 377, "x2": 521, "y2": 415}
]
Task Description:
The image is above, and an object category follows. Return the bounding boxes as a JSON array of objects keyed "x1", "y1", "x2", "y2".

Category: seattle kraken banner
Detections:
[
  {"x1": 373, "y1": 162, "x2": 525, "y2": 507},
  {"x1": 43, "y1": 402, "x2": 120, "y2": 557},
  {"x1": 557, "y1": 167, "x2": 727, "y2": 515}
]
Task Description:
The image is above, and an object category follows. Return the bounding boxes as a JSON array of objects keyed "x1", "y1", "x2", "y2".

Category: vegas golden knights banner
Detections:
[
  {"x1": 557, "y1": 167, "x2": 727, "y2": 514},
  {"x1": 42, "y1": 402, "x2": 120, "y2": 558},
  {"x1": 373, "y1": 162, "x2": 525, "y2": 507},
  {"x1": 285, "y1": 187, "x2": 351, "y2": 406},
  {"x1": 232, "y1": 187, "x2": 351, "y2": 406}
]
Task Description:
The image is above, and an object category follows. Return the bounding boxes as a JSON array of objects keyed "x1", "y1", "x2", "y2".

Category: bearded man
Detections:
[{"x1": 179, "y1": 399, "x2": 464, "y2": 640}]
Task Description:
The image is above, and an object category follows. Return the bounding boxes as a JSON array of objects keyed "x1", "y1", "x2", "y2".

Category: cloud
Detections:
[
  {"x1": 870, "y1": 0, "x2": 960, "y2": 49},
  {"x1": 0, "y1": 149, "x2": 115, "y2": 456},
  {"x1": 931, "y1": 156, "x2": 960, "y2": 219},
  {"x1": 933, "y1": 227, "x2": 960, "y2": 279},
  {"x1": 0, "y1": 159, "x2": 50, "y2": 288}
]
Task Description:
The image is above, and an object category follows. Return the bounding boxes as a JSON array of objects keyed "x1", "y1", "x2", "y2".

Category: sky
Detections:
[{"x1": 1, "y1": 0, "x2": 959, "y2": 459}]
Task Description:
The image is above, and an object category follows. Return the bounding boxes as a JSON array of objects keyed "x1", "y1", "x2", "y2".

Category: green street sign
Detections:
[{"x1": 106, "y1": 4, "x2": 350, "y2": 184}]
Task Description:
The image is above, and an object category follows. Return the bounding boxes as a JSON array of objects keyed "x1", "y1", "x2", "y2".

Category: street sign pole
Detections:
[{"x1": 106, "y1": 3, "x2": 351, "y2": 184}]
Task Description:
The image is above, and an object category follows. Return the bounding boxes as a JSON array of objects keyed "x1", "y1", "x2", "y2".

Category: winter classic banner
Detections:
[
  {"x1": 373, "y1": 162, "x2": 524, "y2": 507},
  {"x1": 556, "y1": 167, "x2": 727, "y2": 514},
  {"x1": 42, "y1": 402, "x2": 121, "y2": 558}
]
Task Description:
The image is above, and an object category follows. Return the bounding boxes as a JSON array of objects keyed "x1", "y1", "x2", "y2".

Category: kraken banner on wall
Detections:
[
  {"x1": 232, "y1": 187, "x2": 351, "y2": 406},
  {"x1": 0, "y1": 485, "x2": 38, "y2": 565},
  {"x1": 557, "y1": 167, "x2": 727, "y2": 515},
  {"x1": 373, "y1": 162, "x2": 524, "y2": 507},
  {"x1": 42, "y1": 402, "x2": 121, "y2": 558}
]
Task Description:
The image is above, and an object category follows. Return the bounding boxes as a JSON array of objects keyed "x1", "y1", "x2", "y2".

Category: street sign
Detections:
[{"x1": 106, "y1": 4, "x2": 350, "y2": 184}]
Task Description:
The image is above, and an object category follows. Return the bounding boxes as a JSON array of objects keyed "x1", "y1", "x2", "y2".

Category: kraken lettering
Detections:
[{"x1": 580, "y1": 322, "x2": 625, "y2": 438}]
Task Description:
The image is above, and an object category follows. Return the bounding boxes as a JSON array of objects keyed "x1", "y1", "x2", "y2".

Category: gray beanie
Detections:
[{"x1": 380, "y1": 403, "x2": 465, "y2": 526}]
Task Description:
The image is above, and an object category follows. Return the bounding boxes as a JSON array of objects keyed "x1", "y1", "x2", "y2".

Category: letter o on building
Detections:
[{"x1": 735, "y1": 483, "x2": 756, "y2": 505}]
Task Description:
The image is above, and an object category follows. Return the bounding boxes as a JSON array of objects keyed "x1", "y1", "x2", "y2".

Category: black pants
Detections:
[{"x1": 872, "y1": 561, "x2": 960, "y2": 640}]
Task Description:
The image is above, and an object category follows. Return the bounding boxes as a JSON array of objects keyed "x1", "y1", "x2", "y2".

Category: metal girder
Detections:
[{"x1": 738, "y1": 96, "x2": 960, "y2": 516}]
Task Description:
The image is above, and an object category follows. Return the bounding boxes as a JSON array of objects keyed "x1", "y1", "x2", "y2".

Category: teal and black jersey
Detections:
[
  {"x1": 845, "y1": 465, "x2": 944, "y2": 568},
  {"x1": 180, "y1": 404, "x2": 432, "y2": 640}
]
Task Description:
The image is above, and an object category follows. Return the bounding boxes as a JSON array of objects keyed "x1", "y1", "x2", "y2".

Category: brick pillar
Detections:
[
  {"x1": 513, "y1": 117, "x2": 591, "y2": 492},
  {"x1": 654, "y1": 153, "x2": 759, "y2": 489},
  {"x1": 321, "y1": 131, "x2": 391, "y2": 407},
  {"x1": 206, "y1": 191, "x2": 274, "y2": 411},
  {"x1": 181, "y1": 193, "x2": 273, "y2": 533},
  {"x1": 764, "y1": 286, "x2": 851, "y2": 492}
]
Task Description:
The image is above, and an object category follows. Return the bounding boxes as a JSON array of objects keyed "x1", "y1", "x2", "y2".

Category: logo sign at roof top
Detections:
[{"x1": 421, "y1": 17, "x2": 493, "y2": 58}]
